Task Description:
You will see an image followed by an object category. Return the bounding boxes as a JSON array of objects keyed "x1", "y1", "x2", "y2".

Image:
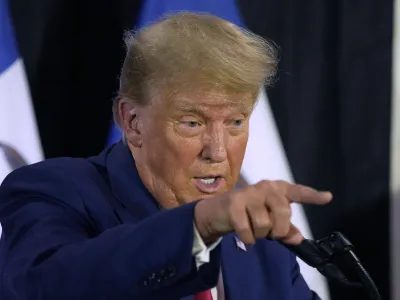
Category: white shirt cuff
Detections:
[{"x1": 192, "y1": 222, "x2": 222, "y2": 269}]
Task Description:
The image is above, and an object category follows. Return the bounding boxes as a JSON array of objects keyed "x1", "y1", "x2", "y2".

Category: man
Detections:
[{"x1": 0, "y1": 12, "x2": 332, "y2": 300}]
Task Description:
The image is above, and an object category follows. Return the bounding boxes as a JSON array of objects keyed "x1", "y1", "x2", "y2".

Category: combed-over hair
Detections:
[{"x1": 113, "y1": 11, "x2": 278, "y2": 126}]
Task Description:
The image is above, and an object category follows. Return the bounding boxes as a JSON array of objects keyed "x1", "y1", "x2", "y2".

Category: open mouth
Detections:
[
  {"x1": 194, "y1": 176, "x2": 223, "y2": 193},
  {"x1": 199, "y1": 177, "x2": 218, "y2": 184}
]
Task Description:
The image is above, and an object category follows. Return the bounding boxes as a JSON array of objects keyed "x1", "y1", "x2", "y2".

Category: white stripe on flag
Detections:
[
  {"x1": 0, "y1": 0, "x2": 44, "y2": 241},
  {"x1": 390, "y1": 0, "x2": 400, "y2": 298},
  {"x1": 0, "y1": 58, "x2": 43, "y2": 238},
  {"x1": 0, "y1": 58, "x2": 43, "y2": 181},
  {"x1": 241, "y1": 89, "x2": 330, "y2": 300}
]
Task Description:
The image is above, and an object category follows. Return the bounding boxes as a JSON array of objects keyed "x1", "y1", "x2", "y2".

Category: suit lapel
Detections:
[
  {"x1": 221, "y1": 234, "x2": 263, "y2": 300},
  {"x1": 89, "y1": 142, "x2": 160, "y2": 224}
]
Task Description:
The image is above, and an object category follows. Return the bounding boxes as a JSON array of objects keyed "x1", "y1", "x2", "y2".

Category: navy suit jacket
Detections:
[{"x1": 0, "y1": 142, "x2": 320, "y2": 300}]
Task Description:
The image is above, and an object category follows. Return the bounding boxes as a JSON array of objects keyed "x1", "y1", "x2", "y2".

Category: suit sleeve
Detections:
[
  {"x1": 0, "y1": 167, "x2": 221, "y2": 300},
  {"x1": 290, "y1": 253, "x2": 322, "y2": 300}
]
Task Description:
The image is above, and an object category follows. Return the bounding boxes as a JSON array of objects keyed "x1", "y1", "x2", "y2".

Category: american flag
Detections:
[
  {"x1": 234, "y1": 236, "x2": 247, "y2": 252},
  {"x1": 0, "y1": 0, "x2": 43, "y2": 184}
]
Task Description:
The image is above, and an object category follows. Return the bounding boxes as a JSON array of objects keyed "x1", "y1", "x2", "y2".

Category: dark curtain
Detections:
[
  {"x1": 9, "y1": 0, "x2": 392, "y2": 299},
  {"x1": 9, "y1": 0, "x2": 142, "y2": 158},
  {"x1": 238, "y1": 0, "x2": 393, "y2": 299}
]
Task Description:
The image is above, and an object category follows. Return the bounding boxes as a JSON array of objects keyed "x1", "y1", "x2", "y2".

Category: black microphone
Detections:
[{"x1": 276, "y1": 232, "x2": 381, "y2": 300}]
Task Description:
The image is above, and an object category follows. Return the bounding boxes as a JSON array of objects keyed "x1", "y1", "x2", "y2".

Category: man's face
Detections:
[{"x1": 131, "y1": 88, "x2": 254, "y2": 207}]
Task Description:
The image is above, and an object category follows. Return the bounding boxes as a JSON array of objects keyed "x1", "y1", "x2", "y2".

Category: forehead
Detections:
[{"x1": 165, "y1": 88, "x2": 255, "y2": 115}]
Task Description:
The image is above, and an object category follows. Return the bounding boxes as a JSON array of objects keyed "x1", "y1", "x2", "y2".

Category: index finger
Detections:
[{"x1": 286, "y1": 184, "x2": 332, "y2": 205}]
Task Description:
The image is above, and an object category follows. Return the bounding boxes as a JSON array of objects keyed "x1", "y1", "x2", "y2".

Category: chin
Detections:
[
  {"x1": 180, "y1": 190, "x2": 219, "y2": 204},
  {"x1": 179, "y1": 179, "x2": 231, "y2": 203},
  {"x1": 199, "y1": 186, "x2": 229, "y2": 198},
  {"x1": 198, "y1": 194, "x2": 217, "y2": 199}
]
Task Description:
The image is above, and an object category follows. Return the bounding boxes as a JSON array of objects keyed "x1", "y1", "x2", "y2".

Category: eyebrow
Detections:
[
  {"x1": 175, "y1": 102, "x2": 253, "y2": 115},
  {"x1": 177, "y1": 104, "x2": 203, "y2": 114}
]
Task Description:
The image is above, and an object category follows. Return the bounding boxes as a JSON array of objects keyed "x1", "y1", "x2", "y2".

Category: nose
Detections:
[{"x1": 200, "y1": 124, "x2": 228, "y2": 163}]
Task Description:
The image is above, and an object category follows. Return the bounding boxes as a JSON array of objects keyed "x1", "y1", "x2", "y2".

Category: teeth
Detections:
[{"x1": 200, "y1": 178, "x2": 216, "y2": 184}]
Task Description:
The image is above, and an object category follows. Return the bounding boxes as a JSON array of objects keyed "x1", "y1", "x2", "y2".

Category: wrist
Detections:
[{"x1": 194, "y1": 200, "x2": 220, "y2": 245}]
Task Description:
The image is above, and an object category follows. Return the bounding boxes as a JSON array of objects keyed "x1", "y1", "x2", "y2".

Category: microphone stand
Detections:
[{"x1": 282, "y1": 232, "x2": 381, "y2": 300}]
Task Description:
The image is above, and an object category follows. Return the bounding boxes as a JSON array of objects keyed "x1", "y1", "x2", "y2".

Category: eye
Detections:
[
  {"x1": 186, "y1": 121, "x2": 200, "y2": 128},
  {"x1": 178, "y1": 118, "x2": 202, "y2": 130},
  {"x1": 232, "y1": 119, "x2": 243, "y2": 126}
]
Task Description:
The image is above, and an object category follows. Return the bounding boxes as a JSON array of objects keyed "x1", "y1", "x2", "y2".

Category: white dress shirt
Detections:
[{"x1": 192, "y1": 223, "x2": 223, "y2": 300}]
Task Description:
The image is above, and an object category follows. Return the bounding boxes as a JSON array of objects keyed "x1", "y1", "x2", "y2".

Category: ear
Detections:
[{"x1": 118, "y1": 99, "x2": 143, "y2": 147}]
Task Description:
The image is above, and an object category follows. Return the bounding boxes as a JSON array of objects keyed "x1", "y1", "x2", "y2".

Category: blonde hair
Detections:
[{"x1": 113, "y1": 11, "x2": 278, "y2": 126}]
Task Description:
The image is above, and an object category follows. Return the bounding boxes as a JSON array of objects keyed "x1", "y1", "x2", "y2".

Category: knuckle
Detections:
[
  {"x1": 257, "y1": 180, "x2": 287, "y2": 194},
  {"x1": 260, "y1": 220, "x2": 273, "y2": 232},
  {"x1": 272, "y1": 224, "x2": 291, "y2": 238},
  {"x1": 254, "y1": 216, "x2": 272, "y2": 230},
  {"x1": 241, "y1": 187, "x2": 261, "y2": 205},
  {"x1": 256, "y1": 180, "x2": 272, "y2": 189},
  {"x1": 275, "y1": 180, "x2": 286, "y2": 185},
  {"x1": 253, "y1": 221, "x2": 272, "y2": 239},
  {"x1": 275, "y1": 180, "x2": 288, "y2": 186},
  {"x1": 228, "y1": 206, "x2": 246, "y2": 225},
  {"x1": 277, "y1": 206, "x2": 292, "y2": 219},
  {"x1": 235, "y1": 223, "x2": 251, "y2": 235},
  {"x1": 271, "y1": 226, "x2": 290, "y2": 239},
  {"x1": 254, "y1": 181, "x2": 276, "y2": 197},
  {"x1": 275, "y1": 180, "x2": 289, "y2": 190}
]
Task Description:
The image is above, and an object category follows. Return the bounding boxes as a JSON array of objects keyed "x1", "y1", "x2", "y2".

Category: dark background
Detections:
[{"x1": 9, "y1": 0, "x2": 394, "y2": 299}]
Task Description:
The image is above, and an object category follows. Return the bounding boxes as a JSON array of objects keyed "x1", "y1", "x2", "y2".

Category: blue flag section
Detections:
[
  {"x1": 106, "y1": 121, "x2": 122, "y2": 145},
  {"x1": 137, "y1": 0, "x2": 243, "y2": 27},
  {"x1": 0, "y1": 0, "x2": 18, "y2": 73},
  {"x1": 106, "y1": 0, "x2": 244, "y2": 145}
]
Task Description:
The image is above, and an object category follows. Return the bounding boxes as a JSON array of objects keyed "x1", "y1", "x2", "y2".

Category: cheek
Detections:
[
  {"x1": 163, "y1": 130, "x2": 204, "y2": 166},
  {"x1": 227, "y1": 134, "x2": 248, "y2": 170}
]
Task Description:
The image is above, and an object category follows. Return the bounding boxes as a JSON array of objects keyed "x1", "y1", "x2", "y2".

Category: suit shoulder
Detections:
[
  {"x1": 0, "y1": 157, "x2": 101, "y2": 211},
  {"x1": 1, "y1": 157, "x2": 94, "y2": 186}
]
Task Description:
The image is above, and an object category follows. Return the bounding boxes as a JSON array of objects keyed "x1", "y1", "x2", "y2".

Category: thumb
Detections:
[{"x1": 280, "y1": 223, "x2": 304, "y2": 245}]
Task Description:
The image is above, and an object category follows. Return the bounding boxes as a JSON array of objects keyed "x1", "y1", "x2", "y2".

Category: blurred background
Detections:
[{"x1": 1, "y1": 0, "x2": 399, "y2": 299}]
